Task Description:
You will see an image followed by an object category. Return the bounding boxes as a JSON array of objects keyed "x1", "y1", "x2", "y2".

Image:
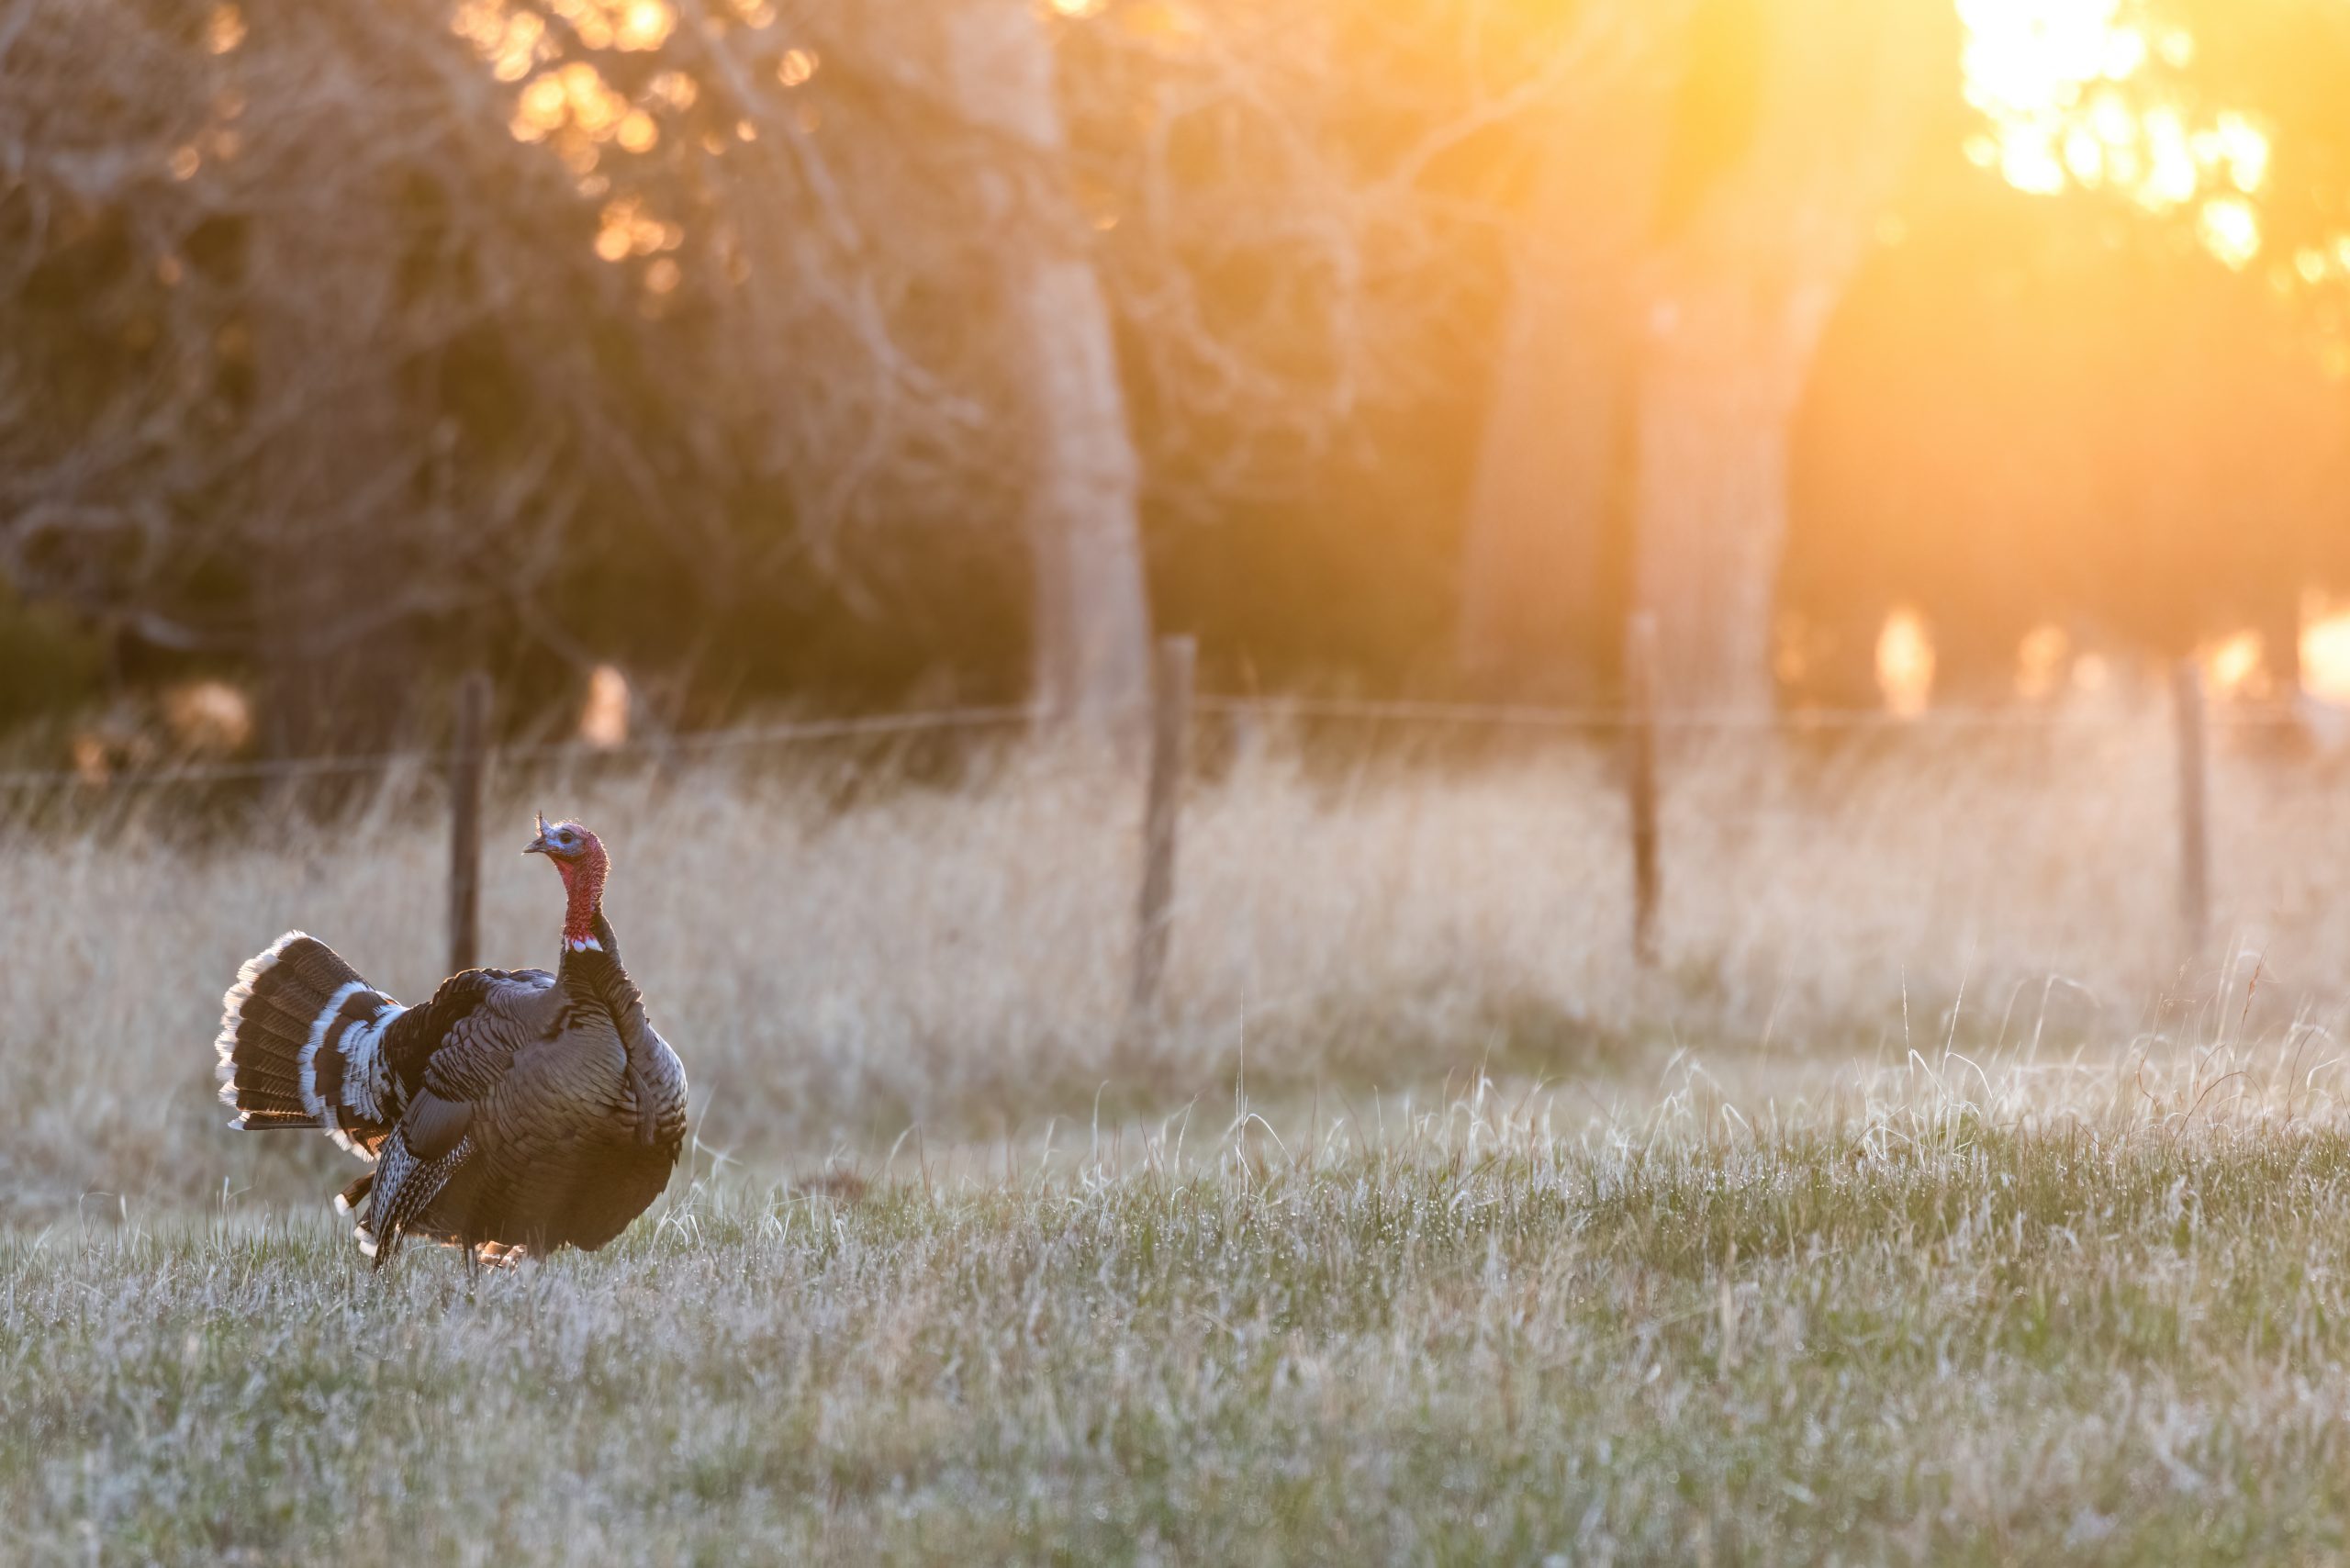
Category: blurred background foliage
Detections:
[{"x1": 4, "y1": 0, "x2": 2350, "y2": 754}]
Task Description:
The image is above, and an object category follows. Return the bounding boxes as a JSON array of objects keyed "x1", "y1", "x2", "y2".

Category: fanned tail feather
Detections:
[{"x1": 215, "y1": 933, "x2": 409, "y2": 1158}]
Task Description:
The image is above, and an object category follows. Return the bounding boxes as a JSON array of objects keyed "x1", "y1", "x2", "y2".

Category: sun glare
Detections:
[
  {"x1": 1959, "y1": 0, "x2": 2272, "y2": 268},
  {"x1": 1875, "y1": 607, "x2": 1937, "y2": 718},
  {"x1": 2199, "y1": 629, "x2": 2267, "y2": 700},
  {"x1": 2302, "y1": 597, "x2": 2350, "y2": 705}
]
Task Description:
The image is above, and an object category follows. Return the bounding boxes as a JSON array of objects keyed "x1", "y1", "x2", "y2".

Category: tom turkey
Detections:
[{"x1": 212, "y1": 813, "x2": 688, "y2": 1266}]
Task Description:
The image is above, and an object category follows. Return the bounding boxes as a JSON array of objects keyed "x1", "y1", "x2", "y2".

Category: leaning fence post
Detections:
[
  {"x1": 2173, "y1": 657, "x2": 2210, "y2": 953},
  {"x1": 1132, "y1": 635, "x2": 1196, "y2": 1016},
  {"x1": 1626, "y1": 613, "x2": 1662, "y2": 967},
  {"x1": 448, "y1": 670, "x2": 492, "y2": 975}
]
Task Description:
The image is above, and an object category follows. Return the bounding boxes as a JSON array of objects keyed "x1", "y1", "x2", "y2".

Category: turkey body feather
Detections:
[{"x1": 212, "y1": 820, "x2": 688, "y2": 1267}]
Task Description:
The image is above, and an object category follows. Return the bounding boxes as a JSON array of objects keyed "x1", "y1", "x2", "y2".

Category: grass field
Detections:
[
  {"x1": 11, "y1": 720, "x2": 2350, "y2": 1562},
  {"x1": 17, "y1": 1082, "x2": 2350, "y2": 1563}
]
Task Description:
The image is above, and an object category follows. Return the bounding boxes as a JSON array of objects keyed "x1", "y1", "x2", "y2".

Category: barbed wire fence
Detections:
[
  {"x1": 0, "y1": 688, "x2": 2302, "y2": 791},
  {"x1": 0, "y1": 635, "x2": 2318, "y2": 1011}
]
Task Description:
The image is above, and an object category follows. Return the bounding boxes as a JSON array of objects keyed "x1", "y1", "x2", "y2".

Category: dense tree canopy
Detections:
[{"x1": 3, "y1": 0, "x2": 2348, "y2": 749}]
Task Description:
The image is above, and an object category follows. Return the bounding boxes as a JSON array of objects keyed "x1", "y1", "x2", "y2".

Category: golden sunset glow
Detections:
[
  {"x1": 453, "y1": 0, "x2": 543, "y2": 78},
  {"x1": 2199, "y1": 195, "x2": 2262, "y2": 272},
  {"x1": 1958, "y1": 0, "x2": 2276, "y2": 268},
  {"x1": 2199, "y1": 628, "x2": 2268, "y2": 700},
  {"x1": 2015, "y1": 624, "x2": 2070, "y2": 700},
  {"x1": 460, "y1": 0, "x2": 680, "y2": 147},
  {"x1": 205, "y1": 4, "x2": 246, "y2": 55},
  {"x1": 580, "y1": 664, "x2": 632, "y2": 746},
  {"x1": 776, "y1": 48, "x2": 818, "y2": 88},
  {"x1": 71, "y1": 0, "x2": 2350, "y2": 756},
  {"x1": 1875, "y1": 607, "x2": 1937, "y2": 718},
  {"x1": 594, "y1": 196, "x2": 683, "y2": 263},
  {"x1": 613, "y1": 0, "x2": 675, "y2": 51},
  {"x1": 37, "y1": 10, "x2": 2350, "y2": 1532},
  {"x1": 509, "y1": 62, "x2": 632, "y2": 145},
  {"x1": 2303, "y1": 599, "x2": 2350, "y2": 705},
  {"x1": 163, "y1": 680, "x2": 254, "y2": 755}
]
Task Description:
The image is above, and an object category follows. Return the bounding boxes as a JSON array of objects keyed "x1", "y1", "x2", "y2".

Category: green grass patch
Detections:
[{"x1": 11, "y1": 1123, "x2": 2350, "y2": 1562}]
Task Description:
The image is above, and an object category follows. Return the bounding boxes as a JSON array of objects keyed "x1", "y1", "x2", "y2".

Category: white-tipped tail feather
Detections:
[
  {"x1": 297, "y1": 980, "x2": 367, "y2": 1123},
  {"x1": 212, "y1": 930, "x2": 306, "y2": 1116},
  {"x1": 327, "y1": 1001, "x2": 406, "y2": 1141},
  {"x1": 213, "y1": 932, "x2": 406, "y2": 1157}
]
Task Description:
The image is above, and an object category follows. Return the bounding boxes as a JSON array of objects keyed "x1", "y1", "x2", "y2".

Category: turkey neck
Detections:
[{"x1": 553, "y1": 843, "x2": 610, "y2": 956}]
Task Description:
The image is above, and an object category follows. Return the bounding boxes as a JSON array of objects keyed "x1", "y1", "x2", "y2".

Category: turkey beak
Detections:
[{"x1": 524, "y1": 810, "x2": 552, "y2": 857}]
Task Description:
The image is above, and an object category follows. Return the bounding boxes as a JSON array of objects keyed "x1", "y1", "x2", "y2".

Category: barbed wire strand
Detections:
[
  {"x1": 1194, "y1": 694, "x2": 2311, "y2": 733},
  {"x1": 0, "y1": 693, "x2": 2321, "y2": 794},
  {"x1": 0, "y1": 704, "x2": 1043, "y2": 793}
]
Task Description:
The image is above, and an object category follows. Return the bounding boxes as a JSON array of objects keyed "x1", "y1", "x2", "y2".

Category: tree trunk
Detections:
[
  {"x1": 941, "y1": 0, "x2": 1152, "y2": 743},
  {"x1": 1628, "y1": 0, "x2": 1953, "y2": 711},
  {"x1": 1457, "y1": 3, "x2": 1698, "y2": 697},
  {"x1": 1629, "y1": 291, "x2": 1806, "y2": 710},
  {"x1": 1009, "y1": 250, "x2": 1154, "y2": 736}
]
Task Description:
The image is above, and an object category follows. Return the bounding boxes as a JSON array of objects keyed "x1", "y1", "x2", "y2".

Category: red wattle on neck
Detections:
[{"x1": 555, "y1": 842, "x2": 609, "y2": 947}]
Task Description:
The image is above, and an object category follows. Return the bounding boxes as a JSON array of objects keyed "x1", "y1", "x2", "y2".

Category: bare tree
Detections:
[
  {"x1": 1456, "y1": 1, "x2": 1697, "y2": 697},
  {"x1": 1458, "y1": 0, "x2": 1952, "y2": 708},
  {"x1": 2, "y1": 0, "x2": 1951, "y2": 734},
  {"x1": 1629, "y1": 0, "x2": 1954, "y2": 710},
  {"x1": 0, "y1": 0, "x2": 606, "y2": 745},
  {"x1": 933, "y1": 0, "x2": 1152, "y2": 739},
  {"x1": 0, "y1": 0, "x2": 1080, "y2": 736}
]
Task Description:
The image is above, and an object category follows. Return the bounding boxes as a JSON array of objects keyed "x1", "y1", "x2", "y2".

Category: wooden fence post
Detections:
[
  {"x1": 1132, "y1": 635, "x2": 1196, "y2": 1016},
  {"x1": 2173, "y1": 657, "x2": 2210, "y2": 954},
  {"x1": 448, "y1": 670, "x2": 492, "y2": 975},
  {"x1": 1627, "y1": 613, "x2": 1662, "y2": 967}
]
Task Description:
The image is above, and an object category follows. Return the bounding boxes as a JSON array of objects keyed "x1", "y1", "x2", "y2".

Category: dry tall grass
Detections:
[
  {"x1": 17, "y1": 715, "x2": 2350, "y2": 1562},
  {"x1": 6, "y1": 711, "x2": 2349, "y2": 1221},
  {"x1": 13, "y1": 1055, "x2": 2350, "y2": 1562}
]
